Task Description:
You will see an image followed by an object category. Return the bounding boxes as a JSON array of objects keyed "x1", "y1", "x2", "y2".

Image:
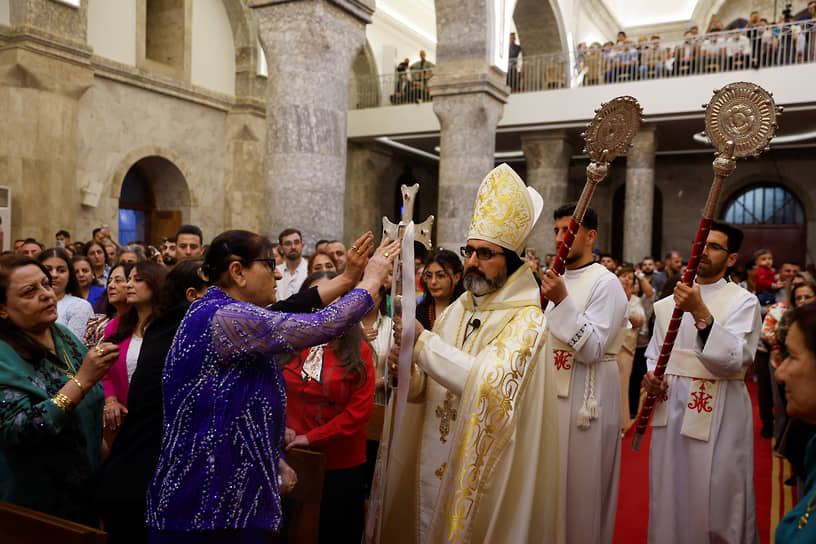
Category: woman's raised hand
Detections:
[
  {"x1": 342, "y1": 232, "x2": 376, "y2": 283},
  {"x1": 357, "y1": 238, "x2": 401, "y2": 297},
  {"x1": 76, "y1": 342, "x2": 120, "y2": 387}
]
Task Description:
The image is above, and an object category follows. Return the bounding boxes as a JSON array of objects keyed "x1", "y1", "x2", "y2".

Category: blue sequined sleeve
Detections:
[{"x1": 211, "y1": 288, "x2": 374, "y2": 361}]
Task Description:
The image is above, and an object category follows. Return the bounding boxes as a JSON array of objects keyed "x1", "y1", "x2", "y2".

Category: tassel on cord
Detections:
[{"x1": 577, "y1": 365, "x2": 599, "y2": 430}]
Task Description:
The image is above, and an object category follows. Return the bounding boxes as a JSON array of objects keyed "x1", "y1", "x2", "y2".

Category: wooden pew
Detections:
[
  {"x1": 0, "y1": 501, "x2": 107, "y2": 544},
  {"x1": 284, "y1": 448, "x2": 327, "y2": 544}
]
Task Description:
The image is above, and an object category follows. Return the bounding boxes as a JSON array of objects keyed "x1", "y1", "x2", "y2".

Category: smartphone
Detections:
[{"x1": 55, "y1": 240, "x2": 65, "y2": 248}]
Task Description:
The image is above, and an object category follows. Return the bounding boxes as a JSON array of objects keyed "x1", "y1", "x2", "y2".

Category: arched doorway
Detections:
[
  {"x1": 118, "y1": 165, "x2": 154, "y2": 245},
  {"x1": 612, "y1": 184, "x2": 663, "y2": 263},
  {"x1": 722, "y1": 184, "x2": 806, "y2": 265},
  {"x1": 117, "y1": 155, "x2": 191, "y2": 247}
]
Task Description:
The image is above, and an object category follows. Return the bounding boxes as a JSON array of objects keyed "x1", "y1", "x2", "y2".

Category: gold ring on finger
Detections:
[
  {"x1": 96, "y1": 346, "x2": 104, "y2": 356},
  {"x1": 350, "y1": 245, "x2": 358, "y2": 251},
  {"x1": 384, "y1": 252, "x2": 390, "y2": 258}
]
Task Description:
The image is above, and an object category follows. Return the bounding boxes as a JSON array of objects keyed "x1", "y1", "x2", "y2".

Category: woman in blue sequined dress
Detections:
[{"x1": 146, "y1": 230, "x2": 398, "y2": 543}]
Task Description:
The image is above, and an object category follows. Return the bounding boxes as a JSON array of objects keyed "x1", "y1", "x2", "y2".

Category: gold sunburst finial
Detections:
[{"x1": 704, "y1": 82, "x2": 780, "y2": 159}]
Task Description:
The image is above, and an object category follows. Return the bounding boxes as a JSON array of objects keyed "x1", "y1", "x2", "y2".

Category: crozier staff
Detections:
[
  {"x1": 146, "y1": 230, "x2": 398, "y2": 543},
  {"x1": 643, "y1": 222, "x2": 761, "y2": 543}
]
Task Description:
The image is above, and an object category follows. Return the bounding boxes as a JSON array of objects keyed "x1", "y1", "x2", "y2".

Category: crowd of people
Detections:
[
  {"x1": 2, "y1": 163, "x2": 816, "y2": 543},
  {"x1": 573, "y1": 4, "x2": 816, "y2": 86},
  {"x1": 389, "y1": 50, "x2": 435, "y2": 105}
]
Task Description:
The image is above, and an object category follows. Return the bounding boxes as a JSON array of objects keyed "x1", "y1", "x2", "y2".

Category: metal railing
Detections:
[{"x1": 351, "y1": 19, "x2": 816, "y2": 109}]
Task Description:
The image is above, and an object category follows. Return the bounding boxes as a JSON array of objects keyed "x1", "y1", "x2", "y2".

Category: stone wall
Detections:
[
  {"x1": 344, "y1": 142, "x2": 438, "y2": 248},
  {"x1": 76, "y1": 76, "x2": 232, "y2": 243}
]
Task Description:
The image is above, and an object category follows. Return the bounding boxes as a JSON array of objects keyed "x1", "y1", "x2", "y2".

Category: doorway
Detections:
[{"x1": 118, "y1": 155, "x2": 189, "y2": 247}]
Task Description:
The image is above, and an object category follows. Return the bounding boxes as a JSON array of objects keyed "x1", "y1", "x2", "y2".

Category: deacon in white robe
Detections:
[
  {"x1": 541, "y1": 205, "x2": 628, "y2": 544},
  {"x1": 368, "y1": 164, "x2": 562, "y2": 544},
  {"x1": 645, "y1": 223, "x2": 761, "y2": 544}
]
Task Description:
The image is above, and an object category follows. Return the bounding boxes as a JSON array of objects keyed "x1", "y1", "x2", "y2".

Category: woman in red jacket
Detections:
[{"x1": 282, "y1": 270, "x2": 374, "y2": 544}]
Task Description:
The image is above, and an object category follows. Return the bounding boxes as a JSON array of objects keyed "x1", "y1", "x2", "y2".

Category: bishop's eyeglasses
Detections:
[{"x1": 460, "y1": 246, "x2": 502, "y2": 261}]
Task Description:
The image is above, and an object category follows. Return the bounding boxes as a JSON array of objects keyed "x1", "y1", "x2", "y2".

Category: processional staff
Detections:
[
  {"x1": 549, "y1": 96, "x2": 642, "y2": 276},
  {"x1": 631, "y1": 82, "x2": 782, "y2": 451},
  {"x1": 364, "y1": 185, "x2": 433, "y2": 541}
]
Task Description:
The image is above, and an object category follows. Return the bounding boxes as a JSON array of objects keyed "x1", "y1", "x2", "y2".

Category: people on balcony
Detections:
[
  {"x1": 507, "y1": 32, "x2": 522, "y2": 91},
  {"x1": 410, "y1": 50, "x2": 434, "y2": 102},
  {"x1": 639, "y1": 36, "x2": 666, "y2": 79}
]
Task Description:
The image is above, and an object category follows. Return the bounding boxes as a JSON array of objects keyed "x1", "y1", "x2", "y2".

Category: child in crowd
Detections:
[{"x1": 754, "y1": 248, "x2": 782, "y2": 306}]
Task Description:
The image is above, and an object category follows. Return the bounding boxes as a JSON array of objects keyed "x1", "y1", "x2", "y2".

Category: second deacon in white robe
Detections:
[
  {"x1": 368, "y1": 164, "x2": 562, "y2": 543},
  {"x1": 645, "y1": 223, "x2": 761, "y2": 544},
  {"x1": 541, "y1": 204, "x2": 628, "y2": 544}
]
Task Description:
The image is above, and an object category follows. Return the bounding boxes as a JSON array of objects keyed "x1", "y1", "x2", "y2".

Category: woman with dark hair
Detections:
[
  {"x1": 0, "y1": 255, "x2": 119, "y2": 524},
  {"x1": 145, "y1": 230, "x2": 398, "y2": 543},
  {"x1": 773, "y1": 278, "x2": 816, "y2": 474},
  {"x1": 73, "y1": 255, "x2": 106, "y2": 307},
  {"x1": 38, "y1": 248, "x2": 94, "y2": 340},
  {"x1": 82, "y1": 263, "x2": 133, "y2": 348},
  {"x1": 416, "y1": 248, "x2": 464, "y2": 330},
  {"x1": 775, "y1": 302, "x2": 816, "y2": 542},
  {"x1": 615, "y1": 267, "x2": 645, "y2": 431},
  {"x1": 308, "y1": 250, "x2": 337, "y2": 275},
  {"x1": 98, "y1": 260, "x2": 206, "y2": 544},
  {"x1": 361, "y1": 284, "x2": 391, "y2": 404},
  {"x1": 281, "y1": 270, "x2": 375, "y2": 544},
  {"x1": 85, "y1": 240, "x2": 110, "y2": 287},
  {"x1": 762, "y1": 272, "x2": 814, "y2": 441},
  {"x1": 102, "y1": 261, "x2": 166, "y2": 433}
]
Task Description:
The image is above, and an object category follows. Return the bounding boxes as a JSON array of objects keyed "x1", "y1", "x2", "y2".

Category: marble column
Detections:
[
  {"x1": 521, "y1": 130, "x2": 572, "y2": 255},
  {"x1": 623, "y1": 125, "x2": 657, "y2": 264},
  {"x1": 252, "y1": 0, "x2": 373, "y2": 246},
  {"x1": 432, "y1": 88, "x2": 505, "y2": 251}
]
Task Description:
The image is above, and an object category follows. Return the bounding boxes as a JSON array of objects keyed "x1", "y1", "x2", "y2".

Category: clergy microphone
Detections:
[{"x1": 463, "y1": 318, "x2": 481, "y2": 346}]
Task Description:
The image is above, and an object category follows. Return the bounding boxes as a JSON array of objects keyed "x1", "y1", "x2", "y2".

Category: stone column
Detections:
[
  {"x1": 521, "y1": 130, "x2": 572, "y2": 255},
  {"x1": 429, "y1": 0, "x2": 509, "y2": 251},
  {"x1": 252, "y1": 0, "x2": 373, "y2": 246},
  {"x1": 0, "y1": 0, "x2": 93, "y2": 244},
  {"x1": 623, "y1": 125, "x2": 657, "y2": 264},
  {"x1": 432, "y1": 89, "x2": 505, "y2": 250}
]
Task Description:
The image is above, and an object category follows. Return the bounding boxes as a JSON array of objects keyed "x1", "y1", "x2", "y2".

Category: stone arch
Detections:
[
  {"x1": 719, "y1": 172, "x2": 815, "y2": 222},
  {"x1": 219, "y1": 0, "x2": 265, "y2": 99},
  {"x1": 512, "y1": 0, "x2": 568, "y2": 57},
  {"x1": 111, "y1": 147, "x2": 194, "y2": 245},
  {"x1": 349, "y1": 39, "x2": 380, "y2": 108},
  {"x1": 718, "y1": 173, "x2": 812, "y2": 266},
  {"x1": 111, "y1": 146, "x2": 194, "y2": 212}
]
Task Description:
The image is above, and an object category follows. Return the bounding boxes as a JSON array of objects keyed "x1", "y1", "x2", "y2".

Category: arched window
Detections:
[
  {"x1": 723, "y1": 184, "x2": 804, "y2": 225},
  {"x1": 721, "y1": 184, "x2": 806, "y2": 266}
]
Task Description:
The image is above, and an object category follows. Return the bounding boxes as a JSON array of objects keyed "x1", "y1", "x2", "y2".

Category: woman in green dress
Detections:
[
  {"x1": 776, "y1": 302, "x2": 816, "y2": 542},
  {"x1": 0, "y1": 255, "x2": 119, "y2": 525}
]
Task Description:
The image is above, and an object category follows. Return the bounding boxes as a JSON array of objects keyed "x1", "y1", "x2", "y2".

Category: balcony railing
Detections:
[{"x1": 351, "y1": 19, "x2": 816, "y2": 109}]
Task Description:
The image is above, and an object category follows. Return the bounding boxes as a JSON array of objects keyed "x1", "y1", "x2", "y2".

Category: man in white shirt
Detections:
[
  {"x1": 644, "y1": 221, "x2": 761, "y2": 544},
  {"x1": 275, "y1": 228, "x2": 308, "y2": 300},
  {"x1": 540, "y1": 203, "x2": 628, "y2": 544}
]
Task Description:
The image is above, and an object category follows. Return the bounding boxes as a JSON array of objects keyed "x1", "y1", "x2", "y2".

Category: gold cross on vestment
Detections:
[{"x1": 435, "y1": 392, "x2": 457, "y2": 443}]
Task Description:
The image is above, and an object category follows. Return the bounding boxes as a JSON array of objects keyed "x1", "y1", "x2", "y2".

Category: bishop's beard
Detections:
[{"x1": 463, "y1": 266, "x2": 507, "y2": 296}]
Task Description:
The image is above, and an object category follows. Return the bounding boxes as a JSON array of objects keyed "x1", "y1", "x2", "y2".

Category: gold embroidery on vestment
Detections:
[{"x1": 435, "y1": 392, "x2": 458, "y2": 443}]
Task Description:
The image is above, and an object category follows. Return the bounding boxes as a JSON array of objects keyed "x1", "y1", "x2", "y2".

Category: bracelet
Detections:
[
  {"x1": 71, "y1": 377, "x2": 84, "y2": 395},
  {"x1": 50, "y1": 393, "x2": 74, "y2": 412}
]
